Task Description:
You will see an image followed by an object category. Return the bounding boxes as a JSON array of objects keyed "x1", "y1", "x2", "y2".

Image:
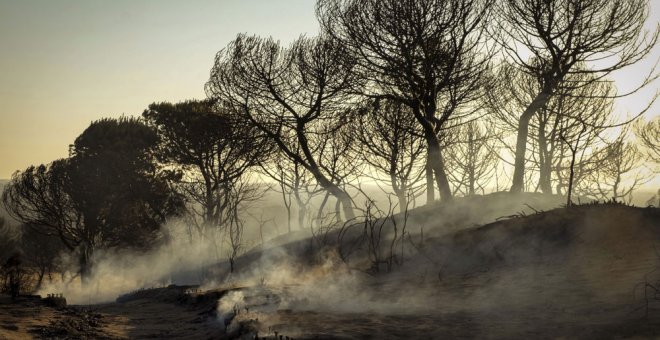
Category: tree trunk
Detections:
[
  {"x1": 294, "y1": 189, "x2": 307, "y2": 230},
  {"x1": 427, "y1": 138, "x2": 452, "y2": 202},
  {"x1": 79, "y1": 243, "x2": 93, "y2": 285},
  {"x1": 389, "y1": 172, "x2": 408, "y2": 213},
  {"x1": 411, "y1": 103, "x2": 449, "y2": 203},
  {"x1": 425, "y1": 156, "x2": 435, "y2": 204},
  {"x1": 35, "y1": 268, "x2": 45, "y2": 291},
  {"x1": 295, "y1": 124, "x2": 355, "y2": 220},
  {"x1": 538, "y1": 126, "x2": 553, "y2": 194},
  {"x1": 566, "y1": 149, "x2": 577, "y2": 207},
  {"x1": 396, "y1": 192, "x2": 408, "y2": 213},
  {"x1": 335, "y1": 189, "x2": 355, "y2": 221},
  {"x1": 511, "y1": 91, "x2": 552, "y2": 193}
]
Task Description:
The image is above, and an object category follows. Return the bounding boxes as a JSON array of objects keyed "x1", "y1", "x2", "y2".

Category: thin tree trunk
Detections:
[
  {"x1": 537, "y1": 116, "x2": 553, "y2": 194},
  {"x1": 425, "y1": 156, "x2": 435, "y2": 204},
  {"x1": 511, "y1": 92, "x2": 552, "y2": 193},
  {"x1": 390, "y1": 172, "x2": 408, "y2": 213},
  {"x1": 35, "y1": 269, "x2": 45, "y2": 291},
  {"x1": 566, "y1": 150, "x2": 576, "y2": 207},
  {"x1": 317, "y1": 192, "x2": 330, "y2": 224},
  {"x1": 296, "y1": 124, "x2": 355, "y2": 220},
  {"x1": 468, "y1": 128, "x2": 476, "y2": 195},
  {"x1": 294, "y1": 189, "x2": 306, "y2": 230}
]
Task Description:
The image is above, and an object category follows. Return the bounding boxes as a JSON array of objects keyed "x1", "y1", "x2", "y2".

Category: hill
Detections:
[
  {"x1": 3, "y1": 194, "x2": 660, "y2": 339},
  {"x1": 211, "y1": 201, "x2": 660, "y2": 339}
]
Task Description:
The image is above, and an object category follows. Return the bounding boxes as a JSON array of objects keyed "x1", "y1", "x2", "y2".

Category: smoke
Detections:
[
  {"x1": 29, "y1": 192, "x2": 660, "y2": 338},
  {"x1": 35, "y1": 218, "x2": 237, "y2": 304},
  {"x1": 35, "y1": 192, "x2": 567, "y2": 305},
  {"x1": 203, "y1": 201, "x2": 660, "y2": 338},
  {"x1": 217, "y1": 290, "x2": 245, "y2": 332}
]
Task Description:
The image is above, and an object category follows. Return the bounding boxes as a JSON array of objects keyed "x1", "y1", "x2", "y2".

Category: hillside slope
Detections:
[
  {"x1": 217, "y1": 202, "x2": 660, "y2": 339},
  {"x1": 4, "y1": 198, "x2": 659, "y2": 339}
]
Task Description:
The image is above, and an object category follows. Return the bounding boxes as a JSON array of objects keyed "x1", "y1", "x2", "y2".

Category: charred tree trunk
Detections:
[
  {"x1": 566, "y1": 149, "x2": 577, "y2": 207},
  {"x1": 78, "y1": 242, "x2": 93, "y2": 284},
  {"x1": 413, "y1": 103, "x2": 452, "y2": 203},
  {"x1": 335, "y1": 190, "x2": 355, "y2": 221},
  {"x1": 297, "y1": 125, "x2": 355, "y2": 220},
  {"x1": 293, "y1": 189, "x2": 306, "y2": 230},
  {"x1": 425, "y1": 156, "x2": 435, "y2": 204},
  {"x1": 537, "y1": 117, "x2": 553, "y2": 194},
  {"x1": 427, "y1": 138, "x2": 452, "y2": 202},
  {"x1": 467, "y1": 127, "x2": 476, "y2": 196},
  {"x1": 511, "y1": 91, "x2": 552, "y2": 193},
  {"x1": 390, "y1": 170, "x2": 408, "y2": 213}
]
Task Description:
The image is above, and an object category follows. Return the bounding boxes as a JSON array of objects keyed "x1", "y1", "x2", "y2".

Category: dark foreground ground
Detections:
[
  {"x1": 2, "y1": 201, "x2": 660, "y2": 339},
  {"x1": 2, "y1": 284, "x2": 660, "y2": 340}
]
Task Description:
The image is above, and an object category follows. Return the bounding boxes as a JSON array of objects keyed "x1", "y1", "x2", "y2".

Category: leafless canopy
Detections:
[
  {"x1": 206, "y1": 34, "x2": 360, "y2": 220},
  {"x1": 498, "y1": 0, "x2": 658, "y2": 193},
  {"x1": 497, "y1": 0, "x2": 657, "y2": 86},
  {"x1": 352, "y1": 99, "x2": 426, "y2": 211},
  {"x1": 317, "y1": 0, "x2": 494, "y2": 202}
]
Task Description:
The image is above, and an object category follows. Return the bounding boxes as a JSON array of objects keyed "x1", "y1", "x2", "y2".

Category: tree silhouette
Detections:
[
  {"x1": 495, "y1": 0, "x2": 658, "y2": 193},
  {"x1": 488, "y1": 64, "x2": 616, "y2": 195},
  {"x1": 20, "y1": 224, "x2": 64, "y2": 290},
  {"x1": 2, "y1": 117, "x2": 184, "y2": 281},
  {"x1": 0, "y1": 217, "x2": 19, "y2": 270},
  {"x1": 635, "y1": 117, "x2": 660, "y2": 165},
  {"x1": 143, "y1": 99, "x2": 266, "y2": 241},
  {"x1": 590, "y1": 129, "x2": 648, "y2": 203},
  {"x1": 207, "y1": 35, "x2": 359, "y2": 220},
  {"x1": 353, "y1": 99, "x2": 426, "y2": 211},
  {"x1": 260, "y1": 149, "x2": 319, "y2": 232},
  {"x1": 318, "y1": 0, "x2": 494, "y2": 202},
  {"x1": 443, "y1": 120, "x2": 499, "y2": 196}
]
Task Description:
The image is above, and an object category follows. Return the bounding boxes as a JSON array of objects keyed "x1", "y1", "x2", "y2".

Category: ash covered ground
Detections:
[{"x1": 2, "y1": 194, "x2": 660, "y2": 339}]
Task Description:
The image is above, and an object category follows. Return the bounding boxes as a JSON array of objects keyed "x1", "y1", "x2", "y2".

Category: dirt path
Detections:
[
  {"x1": 94, "y1": 299, "x2": 223, "y2": 339},
  {"x1": 0, "y1": 297, "x2": 57, "y2": 340},
  {"x1": 0, "y1": 295, "x2": 224, "y2": 340}
]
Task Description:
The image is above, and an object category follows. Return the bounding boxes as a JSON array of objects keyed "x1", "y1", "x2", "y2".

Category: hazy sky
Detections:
[{"x1": 0, "y1": 0, "x2": 658, "y2": 179}]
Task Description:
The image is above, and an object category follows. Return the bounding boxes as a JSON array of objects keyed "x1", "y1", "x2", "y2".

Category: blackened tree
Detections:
[
  {"x1": 353, "y1": 99, "x2": 426, "y2": 211},
  {"x1": 206, "y1": 35, "x2": 360, "y2": 220},
  {"x1": 495, "y1": 0, "x2": 658, "y2": 193},
  {"x1": 317, "y1": 0, "x2": 494, "y2": 202},
  {"x1": 443, "y1": 120, "x2": 499, "y2": 196},
  {"x1": 143, "y1": 99, "x2": 267, "y2": 240},
  {"x1": 2, "y1": 117, "x2": 184, "y2": 281}
]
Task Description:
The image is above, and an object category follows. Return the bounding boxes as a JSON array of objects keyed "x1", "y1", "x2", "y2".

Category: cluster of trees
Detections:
[
  {"x1": 206, "y1": 0, "x2": 657, "y2": 216},
  {"x1": 1, "y1": 216, "x2": 65, "y2": 296},
  {"x1": 2, "y1": 118, "x2": 185, "y2": 283},
  {"x1": 1, "y1": 0, "x2": 658, "y2": 286}
]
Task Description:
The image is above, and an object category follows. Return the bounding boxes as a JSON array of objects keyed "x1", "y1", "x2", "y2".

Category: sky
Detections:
[
  {"x1": 0, "y1": 0, "x2": 658, "y2": 180},
  {"x1": 0, "y1": 0, "x2": 319, "y2": 178}
]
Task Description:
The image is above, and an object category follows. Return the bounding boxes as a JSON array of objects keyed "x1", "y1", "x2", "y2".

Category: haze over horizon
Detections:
[{"x1": 0, "y1": 0, "x2": 658, "y2": 188}]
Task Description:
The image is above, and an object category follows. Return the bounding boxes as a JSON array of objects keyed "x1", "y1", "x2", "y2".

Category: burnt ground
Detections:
[
  {"x1": 2, "y1": 201, "x2": 660, "y2": 339},
  {"x1": 0, "y1": 287, "x2": 226, "y2": 340}
]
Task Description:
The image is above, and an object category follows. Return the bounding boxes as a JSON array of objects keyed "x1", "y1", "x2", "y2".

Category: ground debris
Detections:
[{"x1": 29, "y1": 307, "x2": 113, "y2": 339}]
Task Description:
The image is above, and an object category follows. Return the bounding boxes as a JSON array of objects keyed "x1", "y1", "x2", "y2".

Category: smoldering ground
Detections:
[
  {"x1": 31, "y1": 194, "x2": 660, "y2": 338},
  {"x1": 211, "y1": 201, "x2": 660, "y2": 339}
]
